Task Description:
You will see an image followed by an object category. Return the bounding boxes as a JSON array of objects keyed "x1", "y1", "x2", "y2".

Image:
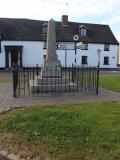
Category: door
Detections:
[{"x1": 11, "y1": 50, "x2": 18, "y2": 67}]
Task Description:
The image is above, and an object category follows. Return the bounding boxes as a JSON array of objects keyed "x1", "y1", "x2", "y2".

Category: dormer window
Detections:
[
  {"x1": 43, "y1": 42, "x2": 47, "y2": 49},
  {"x1": 104, "y1": 44, "x2": 109, "y2": 51},
  {"x1": 79, "y1": 25, "x2": 87, "y2": 37},
  {"x1": 42, "y1": 23, "x2": 48, "y2": 34},
  {"x1": 0, "y1": 34, "x2": 3, "y2": 52}
]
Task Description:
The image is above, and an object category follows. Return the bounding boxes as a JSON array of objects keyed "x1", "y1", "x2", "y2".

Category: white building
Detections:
[
  {"x1": 0, "y1": 15, "x2": 119, "y2": 68},
  {"x1": 118, "y1": 44, "x2": 120, "y2": 65}
]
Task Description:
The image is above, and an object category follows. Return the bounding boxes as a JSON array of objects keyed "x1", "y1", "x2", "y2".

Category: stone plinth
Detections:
[
  {"x1": 29, "y1": 74, "x2": 77, "y2": 93},
  {"x1": 29, "y1": 79, "x2": 77, "y2": 93},
  {"x1": 36, "y1": 76, "x2": 68, "y2": 85}
]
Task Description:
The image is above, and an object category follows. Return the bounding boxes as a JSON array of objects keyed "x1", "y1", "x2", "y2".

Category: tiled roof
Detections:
[{"x1": 0, "y1": 18, "x2": 118, "y2": 45}]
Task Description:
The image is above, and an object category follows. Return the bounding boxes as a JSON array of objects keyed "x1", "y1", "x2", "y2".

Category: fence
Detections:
[{"x1": 13, "y1": 66, "x2": 99, "y2": 97}]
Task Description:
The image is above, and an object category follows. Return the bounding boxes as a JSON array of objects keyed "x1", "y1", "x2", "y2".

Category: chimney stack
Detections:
[{"x1": 61, "y1": 15, "x2": 68, "y2": 26}]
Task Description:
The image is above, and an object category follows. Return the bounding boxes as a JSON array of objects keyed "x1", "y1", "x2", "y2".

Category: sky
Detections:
[{"x1": 0, "y1": 0, "x2": 120, "y2": 42}]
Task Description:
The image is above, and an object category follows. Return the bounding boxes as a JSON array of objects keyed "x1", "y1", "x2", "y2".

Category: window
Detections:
[
  {"x1": 43, "y1": 42, "x2": 47, "y2": 49},
  {"x1": 104, "y1": 44, "x2": 109, "y2": 51},
  {"x1": 43, "y1": 55, "x2": 46, "y2": 60},
  {"x1": 75, "y1": 58, "x2": 76, "y2": 63},
  {"x1": 0, "y1": 41, "x2": 1, "y2": 52},
  {"x1": 81, "y1": 28, "x2": 86, "y2": 37},
  {"x1": 0, "y1": 34, "x2": 3, "y2": 52},
  {"x1": 81, "y1": 56, "x2": 88, "y2": 65},
  {"x1": 79, "y1": 25, "x2": 87, "y2": 37},
  {"x1": 42, "y1": 23, "x2": 48, "y2": 34},
  {"x1": 104, "y1": 57, "x2": 109, "y2": 65}
]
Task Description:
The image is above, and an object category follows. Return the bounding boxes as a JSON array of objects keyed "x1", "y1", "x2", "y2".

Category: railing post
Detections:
[
  {"x1": 36, "y1": 64, "x2": 39, "y2": 76},
  {"x1": 96, "y1": 64, "x2": 99, "y2": 94},
  {"x1": 13, "y1": 68, "x2": 18, "y2": 98},
  {"x1": 72, "y1": 64, "x2": 74, "y2": 82}
]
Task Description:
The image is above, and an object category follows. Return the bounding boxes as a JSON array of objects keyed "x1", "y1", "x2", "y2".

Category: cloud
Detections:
[
  {"x1": 102, "y1": 16, "x2": 120, "y2": 25},
  {"x1": 102, "y1": 11, "x2": 120, "y2": 25},
  {"x1": 0, "y1": 0, "x2": 119, "y2": 42},
  {"x1": 0, "y1": 0, "x2": 120, "y2": 21}
]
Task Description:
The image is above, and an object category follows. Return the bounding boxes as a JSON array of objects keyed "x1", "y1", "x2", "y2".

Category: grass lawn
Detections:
[
  {"x1": 0, "y1": 78, "x2": 12, "y2": 83},
  {"x1": 99, "y1": 76, "x2": 120, "y2": 92},
  {"x1": 0, "y1": 102, "x2": 120, "y2": 160}
]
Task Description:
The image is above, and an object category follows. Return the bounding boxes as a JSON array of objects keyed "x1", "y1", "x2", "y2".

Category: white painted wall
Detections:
[
  {"x1": 58, "y1": 43, "x2": 118, "y2": 68},
  {"x1": 1, "y1": 41, "x2": 44, "y2": 67},
  {"x1": 83, "y1": 43, "x2": 118, "y2": 68},
  {"x1": 0, "y1": 41, "x2": 118, "y2": 68},
  {"x1": 118, "y1": 44, "x2": 120, "y2": 64},
  {"x1": 57, "y1": 50, "x2": 75, "y2": 67},
  {"x1": 0, "y1": 46, "x2": 5, "y2": 67}
]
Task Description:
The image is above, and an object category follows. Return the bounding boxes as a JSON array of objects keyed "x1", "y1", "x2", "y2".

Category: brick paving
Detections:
[
  {"x1": 0, "y1": 70, "x2": 120, "y2": 114},
  {"x1": 0, "y1": 82, "x2": 120, "y2": 114}
]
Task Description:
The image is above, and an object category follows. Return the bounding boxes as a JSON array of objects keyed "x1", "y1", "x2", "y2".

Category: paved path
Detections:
[
  {"x1": 0, "y1": 82, "x2": 120, "y2": 114},
  {"x1": 0, "y1": 70, "x2": 120, "y2": 114}
]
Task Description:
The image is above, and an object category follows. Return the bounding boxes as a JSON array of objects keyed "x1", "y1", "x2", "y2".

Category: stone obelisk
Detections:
[
  {"x1": 42, "y1": 19, "x2": 61, "y2": 77},
  {"x1": 29, "y1": 18, "x2": 77, "y2": 93}
]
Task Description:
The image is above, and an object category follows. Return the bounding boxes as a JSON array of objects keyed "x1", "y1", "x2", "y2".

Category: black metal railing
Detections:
[{"x1": 13, "y1": 66, "x2": 99, "y2": 97}]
